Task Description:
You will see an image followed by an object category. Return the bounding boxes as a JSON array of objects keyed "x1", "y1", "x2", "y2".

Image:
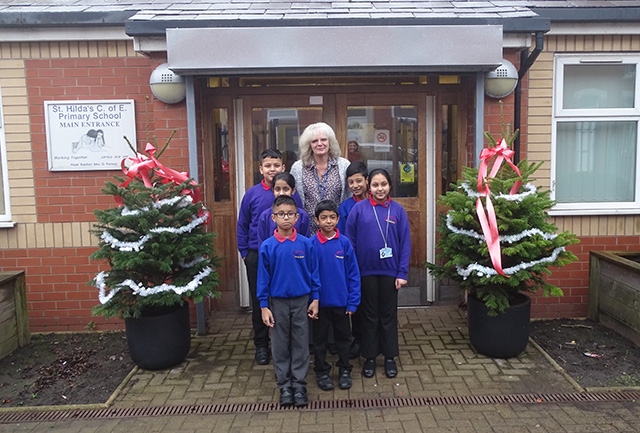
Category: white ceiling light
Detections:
[
  {"x1": 149, "y1": 63, "x2": 186, "y2": 104},
  {"x1": 484, "y1": 59, "x2": 518, "y2": 99}
]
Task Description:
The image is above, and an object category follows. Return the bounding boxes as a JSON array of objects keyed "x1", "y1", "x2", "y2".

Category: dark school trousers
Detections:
[
  {"x1": 359, "y1": 275, "x2": 399, "y2": 359},
  {"x1": 312, "y1": 306, "x2": 352, "y2": 376},
  {"x1": 270, "y1": 295, "x2": 310, "y2": 389},
  {"x1": 244, "y1": 249, "x2": 269, "y2": 349}
]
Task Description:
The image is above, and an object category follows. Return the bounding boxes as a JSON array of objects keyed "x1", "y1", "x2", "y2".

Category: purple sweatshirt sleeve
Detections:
[
  {"x1": 236, "y1": 191, "x2": 253, "y2": 258},
  {"x1": 396, "y1": 204, "x2": 412, "y2": 281}
]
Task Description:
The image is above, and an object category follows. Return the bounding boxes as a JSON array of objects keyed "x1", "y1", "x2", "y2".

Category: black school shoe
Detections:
[
  {"x1": 255, "y1": 347, "x2": 270, "y2": 365},
  {"x1": 293, "y1": 386, "x2": 309, "y2": 407},
  {"x1": 384, "y1": 357, "x2": 398, "y2": 378},
  {"x1": 362, "y1": 358, "x2": 375, "y2": 378},
  {"x1": 279, "y1": 387, "x2": 294, "y2": 406},
  {"x1": 316, "y1": 374, "x2": 334, "y2": 391},
  {"x1": 338, "y1": 369, "x2": 352, "y2": 389}
]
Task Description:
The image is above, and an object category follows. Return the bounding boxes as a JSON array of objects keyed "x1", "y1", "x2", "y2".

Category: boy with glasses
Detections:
[{"x1": 257, "y1": 195, "x2": 320, "y2": 407}]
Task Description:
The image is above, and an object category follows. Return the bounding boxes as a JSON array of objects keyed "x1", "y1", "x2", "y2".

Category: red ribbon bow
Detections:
[
  {"x1": 476, "y1": 139, "x2": 522, "y2": 276},
  {"x1": 118, "y1": 143, "x2": 201, "y2": 205}
]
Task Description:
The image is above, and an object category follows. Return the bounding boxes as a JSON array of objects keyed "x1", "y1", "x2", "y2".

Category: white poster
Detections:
[{"x1": 45, "y1": 100, "x2": 136, "y2": 171}]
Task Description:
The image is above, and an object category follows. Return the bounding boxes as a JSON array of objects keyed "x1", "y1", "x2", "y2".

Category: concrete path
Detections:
[{"x1": 1, "y1": 306, "x2": 639, "y2": 432}]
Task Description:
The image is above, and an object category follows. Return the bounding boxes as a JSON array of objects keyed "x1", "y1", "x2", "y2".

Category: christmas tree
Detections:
[
  {"x1": 426, "y1": 128, "x2": 578, "y2": 315},
  {"x1": 91, "y1": 143, "x2": 220, "y2": 319}
]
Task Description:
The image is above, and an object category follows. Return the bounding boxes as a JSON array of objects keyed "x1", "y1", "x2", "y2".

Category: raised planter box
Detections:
[
  {"x1": 589, "y1": 251, "x2": 640, "y2": 346},
  {"x1": 0, "y1": 271, "x2": 30, "y2": 360}
]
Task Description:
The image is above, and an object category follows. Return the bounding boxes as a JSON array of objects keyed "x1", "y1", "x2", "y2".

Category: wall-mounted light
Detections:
[
  {"x1": 149, "y1": 63, "x2": 186, "y2": 104},
  {"x1": 484, "y1": 59, "x2": 518, "y2": 99}
]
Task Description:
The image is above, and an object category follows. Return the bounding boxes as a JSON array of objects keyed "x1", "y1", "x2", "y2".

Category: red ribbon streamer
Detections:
[
  {"x1": 476, "y1": 139, "x2": 522, "y2": 276},
  {"x1": 118, "y1": 143, "x2": 201, "y2": 206}
]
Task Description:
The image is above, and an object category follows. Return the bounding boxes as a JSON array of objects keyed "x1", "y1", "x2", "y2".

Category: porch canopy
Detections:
[{"x1": 165, "y1": 25, "x2": 504, "y2": 75}]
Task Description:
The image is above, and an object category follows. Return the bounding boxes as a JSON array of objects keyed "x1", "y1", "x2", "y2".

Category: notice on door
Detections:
[
  {"x1": 45, "y1": 100, "x2": 136, "y2": 171},
  {"x1": 400, "y1": 162, "x2": 415, "y2": 184}
]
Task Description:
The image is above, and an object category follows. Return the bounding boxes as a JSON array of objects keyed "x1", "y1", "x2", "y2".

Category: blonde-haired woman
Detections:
[{"x1": 291, "y1": 122, "x2": 351, "y2": 233}]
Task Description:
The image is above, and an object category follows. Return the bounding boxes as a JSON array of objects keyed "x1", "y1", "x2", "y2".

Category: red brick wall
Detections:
[
  {"x1": 530, "y1": 237, "x2": 640, "y2": 319},
  {"x1": 2, "y1": 234, "x2": 636, "y2": 331},
  {"x1": 16, "y1": 57, "x2": 195, "y2": 331},
  {"x1": 0, "y1": 247, "x2": 118, "y2": 331},
  {"x1": 26, "y1": 57, "x2": 190, "y2": 224}
]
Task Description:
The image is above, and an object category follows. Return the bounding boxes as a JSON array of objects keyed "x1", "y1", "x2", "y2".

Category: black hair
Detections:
[
  {"x1": 272, "y1": 195, "x2": 297, "y2": 210},
  {"x1": 260, "y1": 148, "x2": 283, "y2": 161},
  {"x1": 272, "y1": 172, "x2": 296, "y2": 189},
  {"x1": 346, "y1": 161, "x2": 368, "y2": 179},
  {"x1": 368, "y1": 168, "x2": 392, "y2": 190},
  {"x1": 314, "y1": 199, "x2": 339, "y2": 218}
]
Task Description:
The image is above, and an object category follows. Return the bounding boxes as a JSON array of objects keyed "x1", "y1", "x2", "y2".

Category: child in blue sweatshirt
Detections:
[
  {"x1": 345, "y1": 169, "x2": 411, "y2": 380},
  {"x1": 257, "y1": 172, "x2": 310, "y2": 244},
  {"x1": 310, "y1": 200, "x2": 361, "y2": 391},
  {"x1": 257, "y1": 195, "x2": 320, "y2": 407},
  {"x1": 236, "y1": 149, "x2": 301, "y2": 366}
]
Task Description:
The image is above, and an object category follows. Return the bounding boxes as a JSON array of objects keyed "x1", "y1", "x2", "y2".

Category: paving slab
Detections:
[{"x1": 2, "y1": 305, "x2": 640, "y2": 432}]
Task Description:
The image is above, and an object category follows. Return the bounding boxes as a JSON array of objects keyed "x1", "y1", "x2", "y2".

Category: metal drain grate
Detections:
[{"x1": 2, "y1": 391, "x2": 639, "y2": 424}]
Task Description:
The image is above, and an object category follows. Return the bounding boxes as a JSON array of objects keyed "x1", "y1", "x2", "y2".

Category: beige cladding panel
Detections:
[
  {"x1": 0, "y1": 41, "x2": 139, "y2": 250},
  {"x1": 528, "y1": 34, "x2": 640, "y2": 237}
]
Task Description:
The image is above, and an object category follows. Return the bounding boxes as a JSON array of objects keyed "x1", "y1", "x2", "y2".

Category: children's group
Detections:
[{"x1": 236, "y1": 122, "x2": 411, "y2": 407}]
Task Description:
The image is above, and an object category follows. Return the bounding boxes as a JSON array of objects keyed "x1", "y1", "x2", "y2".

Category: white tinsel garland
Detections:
[
  {"x1": 100, "y1": 211, "x2": 210, "y2": 252},
  {"x1": 445, "y1": 214, "x2": 558, "y2": 244},
  {"x1": 121, "y1": 195, "x2": 193, "y2": 216},
  {"x1": 456, "y1": 246, "x2": 566, "y2": 279},
  {"x1": 460, "y1": 181, "x2": 537, "y2": 201},
  {"x1": 95, "y1": 267, "x2": 213, "y2": 304},
  {"x1": 451, "y1": 180, "x2": 563, "y2": 279}
]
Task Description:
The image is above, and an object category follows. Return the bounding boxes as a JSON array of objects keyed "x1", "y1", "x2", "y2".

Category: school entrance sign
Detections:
[{"x1": 45, "y1": 100, "x2": 136, "y2": 171}]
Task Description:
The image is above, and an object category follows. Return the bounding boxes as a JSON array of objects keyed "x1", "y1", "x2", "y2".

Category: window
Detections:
[
  {"x1": 347, "y1": 105, "x2": 419, "y2": 198},
  {"x1": 551, "y1": 54, "x2": 640, "y2": 215},
  {"x1": 0, "y1": 87, "x2": 12, "y2": 226}
]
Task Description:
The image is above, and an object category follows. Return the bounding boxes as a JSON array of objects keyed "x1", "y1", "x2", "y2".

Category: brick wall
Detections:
[
  {"x1": 26, "y1": 57, "x2": 190, "y2": 224},
  {"x1": 530, "y1": 236, "x2": 640, "y2": 319},
  {"x1": 0, "y1": 43, "x2": 196, "y2": 332}
]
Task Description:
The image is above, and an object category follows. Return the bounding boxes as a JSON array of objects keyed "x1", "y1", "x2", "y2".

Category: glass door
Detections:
[
  {"x1": 240, "y1": 92, "x2": 431, "y2": 306},
  {"x1": 243, "y1": 95, "x2": 332, "y2": 186},
  {"x1": 340, "y1": 94, "x2": 429, "y2": 306}
]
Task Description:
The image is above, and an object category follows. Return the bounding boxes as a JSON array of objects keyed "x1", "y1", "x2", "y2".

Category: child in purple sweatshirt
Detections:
[
  {"x1": 345, "y1": 168, "x2": 411, "y2": 380},
  {"x1": 236, "y1": 149, "x2": 301, "y2": 366}
]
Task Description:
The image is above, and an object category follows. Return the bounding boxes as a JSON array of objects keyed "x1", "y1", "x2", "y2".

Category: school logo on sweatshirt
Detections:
[
  {"x1": 334, "y1": 250, "x2": 345, "y2": 259},
  {"x1": 294, "y1": 249, "x2": 305, "y2": 259}
]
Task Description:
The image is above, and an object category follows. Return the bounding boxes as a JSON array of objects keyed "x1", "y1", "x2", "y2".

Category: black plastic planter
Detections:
[
  {"x1": 467, "y1": 292, "x2": 531, "y2": 359},
  {"x1": 125, "y1": 302, "x2": 191, "y2": 370}
]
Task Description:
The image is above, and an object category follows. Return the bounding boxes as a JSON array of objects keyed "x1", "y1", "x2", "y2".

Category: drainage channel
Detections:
[{"x1": 2, "y1": 391, "x2": 639, "y2": 424}]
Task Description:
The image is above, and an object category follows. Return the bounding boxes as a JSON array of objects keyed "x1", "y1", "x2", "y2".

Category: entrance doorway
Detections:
[
  {"x1": 241, "y1": 92, "x2": 433, "y2": 306},
  {"x1": 201, "y1": 77, "x2": 471, "y2": 311}
]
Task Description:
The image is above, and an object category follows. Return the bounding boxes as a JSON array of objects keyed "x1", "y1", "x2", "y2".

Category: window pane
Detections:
[
  {"x1": 347, "y1": 105, "x2": 418, "y2": 198},
  {"x1": 563, "y1": 64, "x2": 636, "y2": 109},
  {"x1": 211, "y1": 109, "x2": 230, "y2": 202},
  {"x1": 0, "y1": 156, "x2": 4, "y2": 214},
  {"x1": 251, "y1": 107, "x2": 323, "y2": 185},
  {"x1": 556, "y1": 121, "x2": 637, "y2": 203}
]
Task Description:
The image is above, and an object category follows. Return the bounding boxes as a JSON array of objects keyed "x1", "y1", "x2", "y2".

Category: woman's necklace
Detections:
[{"x1": 316, "y1": 162, "x2": 327, "y2": 177}]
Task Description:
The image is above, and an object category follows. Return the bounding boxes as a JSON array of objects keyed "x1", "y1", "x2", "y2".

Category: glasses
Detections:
[{"x1": 273, "y1": 211, "x2": 298, "y2": 219}]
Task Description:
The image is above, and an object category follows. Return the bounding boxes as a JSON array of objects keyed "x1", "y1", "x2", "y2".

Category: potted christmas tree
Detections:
[
  {"x1": 426, "y1": 126, "x2": 578, "y2": 358},
  {"x1": 90, "y1": 140, "x2": 220, "y2": 370}
]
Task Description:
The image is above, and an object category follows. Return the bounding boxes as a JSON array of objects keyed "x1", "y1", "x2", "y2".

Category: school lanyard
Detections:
[{"x1": 372, "y1": 203, "x2": 391, "y2": 248}]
